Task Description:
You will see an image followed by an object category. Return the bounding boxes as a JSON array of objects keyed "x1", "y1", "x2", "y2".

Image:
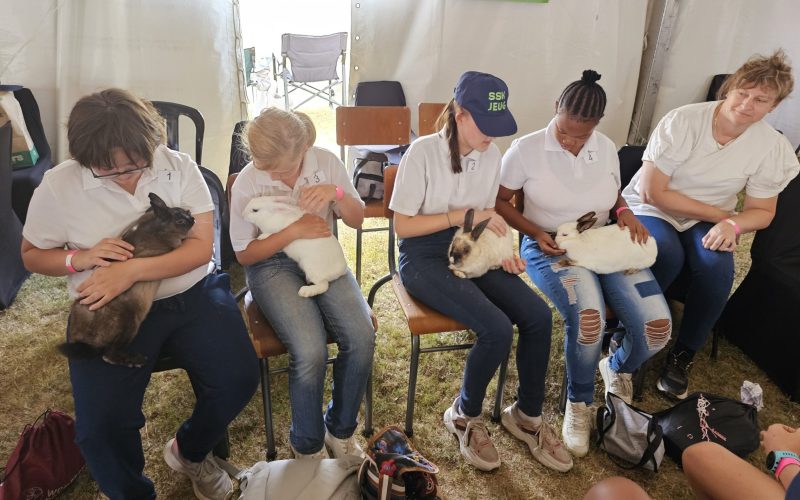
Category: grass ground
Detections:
[{"x1": 2, "y1": 107, "x2": 798, "y2": 499}]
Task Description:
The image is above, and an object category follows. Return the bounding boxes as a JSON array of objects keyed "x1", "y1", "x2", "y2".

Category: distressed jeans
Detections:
[
  {"x1": 398, "y1": 228, "x2": 553, "y2": 418},
  {"x1": 246, "y1": 253, "x2": 375, "y2": 454},
  {"x1": 638, "y1": 216, "x2": 735, "y2": 352},
  {"x1": 521, "y1": 236, "x2": 671, "y2": 404}
]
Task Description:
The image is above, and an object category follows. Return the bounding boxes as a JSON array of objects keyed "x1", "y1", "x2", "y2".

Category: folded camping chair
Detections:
[{"x1": 279, "y1": 32, "x2": 348, "y2": 112}]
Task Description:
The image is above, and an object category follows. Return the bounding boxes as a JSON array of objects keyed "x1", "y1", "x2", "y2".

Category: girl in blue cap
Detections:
[{"x1": 389, "y1": 71, "x2": 572, "y2": 473}]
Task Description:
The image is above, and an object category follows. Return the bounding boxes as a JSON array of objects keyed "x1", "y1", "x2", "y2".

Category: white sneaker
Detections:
[
  {"x1": 291, "y1": 443, "x2": 330, "y2": 460},
  {"x1": 163, "y1": 438, "x2": 232, "y2": 500},
  {"x1": 443, "y1": 398, "x2": 500, "y2": 471},
  {"x1": 324, "y1": 429, "x2": 363, "y2": 458},
  {"x1": 599, "y1": 356, "x2": 633, "y2": 405},
  {"x1": 562, "y1": 401, "x2": 591, "y2": 458}
]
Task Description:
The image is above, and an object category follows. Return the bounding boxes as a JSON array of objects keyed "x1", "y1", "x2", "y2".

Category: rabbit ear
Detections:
[
  {"x1": 471, "y1": 218, "x2": 490, "y2": 240},
  {"x1": 148, "y1": 192, "x2": 170, "y2": 219},
  {"x1": 577, "y1": 218, "x2": 597, "y2": 233},
  {"x1": 577, "y1": 211, "x2": 596, "y2": 223},
  {"x1": 463, "y1": 209, "x2": 475, "y2": 232}
]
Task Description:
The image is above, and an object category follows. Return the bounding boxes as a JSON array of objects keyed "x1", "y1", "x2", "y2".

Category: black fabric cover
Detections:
[
  {"x1": 618, "y1": 144, "x2": 646, "y2": 191},
  {"x1": 1, "y1": 85, "x2": 53, "y2": 224},
  {"x1": 353, "y1": 81, "x2": 407, "y2": 107},
  {"x1": 717, "y1": 174, "x2": 800, "y2": 400},
  {"x1": 0, "y1": 121, "x2": 31, "y2": 309}
]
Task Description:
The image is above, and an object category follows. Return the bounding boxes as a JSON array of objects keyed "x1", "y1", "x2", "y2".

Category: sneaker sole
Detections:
[
  {"x1": 656, "y1": 378, "x2": 688, "y2": 400},
  {"x1": 599, "y1": 359, "x2": 633, "y2": 405},
  {"x1": 500, "y1": 410, "x2": 572, "y2": 473},
  {"x1": 163, "y1": 439, "x2": 216, "y2": 500},
  {"x1": 443, "y1": 408, "x2": 500, "y2": 472}
]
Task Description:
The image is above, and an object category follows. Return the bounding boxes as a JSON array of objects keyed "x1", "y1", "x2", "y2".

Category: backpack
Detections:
[{"x1": 352, "y1": 152, "x2": 388, "y2": 201}]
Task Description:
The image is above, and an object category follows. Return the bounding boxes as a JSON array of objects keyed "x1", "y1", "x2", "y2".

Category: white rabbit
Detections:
[
  {"x1": 243, "y1": 196, "x2": 347, "y2": 297},
  {"x1": 554, "y1": 211, "x2": 657, "y2": 275},
  {"x1": 448, "y1": 208, "x2": 515, "y2": 278}
]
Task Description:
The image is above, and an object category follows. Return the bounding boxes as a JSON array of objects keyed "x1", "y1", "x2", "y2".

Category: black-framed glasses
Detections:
[{"x1": 89, "y1": 164, "x2": 150, "y2": 179}]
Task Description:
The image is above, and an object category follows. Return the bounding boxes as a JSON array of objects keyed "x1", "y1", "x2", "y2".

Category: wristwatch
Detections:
[{"x1": 766, "y1": 450, "x2": 800, "y2": 477}]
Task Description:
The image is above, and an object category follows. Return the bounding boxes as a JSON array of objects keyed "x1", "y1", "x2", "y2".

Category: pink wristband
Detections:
[
  {"x1": 335, "y1": 185, "x2": 344, "y2": 201},
  {"x1": 775, "y1": 457, "x2": 800, "y2": 481},
  {"x1": 615, "y1": 206, "x2": 631, "y2": 218},
  {"x1": 724, "y1": 218, "x2": 741, "y2": 235},
  {"x1": 65, "y1": 250, "x2": 79, "y2": 273}
]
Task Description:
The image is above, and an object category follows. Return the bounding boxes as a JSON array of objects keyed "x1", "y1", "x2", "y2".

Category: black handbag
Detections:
[{"x1": 653, "y1": 392, "x2": 760, "y2": 466}]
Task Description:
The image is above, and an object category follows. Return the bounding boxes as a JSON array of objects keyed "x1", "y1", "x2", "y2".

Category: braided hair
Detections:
[{"x1": 556, "y1": 70, "x2": 607, "y2": 121}]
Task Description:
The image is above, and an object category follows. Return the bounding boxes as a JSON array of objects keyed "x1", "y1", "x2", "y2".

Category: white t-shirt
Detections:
[
  {"x1": 623, "y1": 101, "x2": 800, "y2": 231},
  {"x1": 500, "y1": 118, "x2": 620, "y2": 232},
  {"x1": 23, "y1": 145, "x2": 214, "y2": 300},
  {"x1": 229, "y1": 146, "x2": 362, "y2": 252},
  {"x1": 389, "y1": 133, "x2": 502, "y2": 217}
]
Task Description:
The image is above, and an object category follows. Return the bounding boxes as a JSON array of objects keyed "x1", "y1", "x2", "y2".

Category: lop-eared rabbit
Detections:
[{"x1": 448, "y1": 208, "x2": 515, "y2": 278}]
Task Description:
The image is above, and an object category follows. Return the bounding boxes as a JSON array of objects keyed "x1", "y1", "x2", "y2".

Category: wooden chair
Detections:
[
  {"x1": 226, "y1": 173, "x2": 377, "y2": 460},
  {"x1": 335, "y1": 106, "x2": 411, "y2": 284},
  {"x1": 378, "y1": 165, "x2": 509, "y2": 437},
  {"x1": 418, "y1": 102, "x2": 447, "y2": 136}
]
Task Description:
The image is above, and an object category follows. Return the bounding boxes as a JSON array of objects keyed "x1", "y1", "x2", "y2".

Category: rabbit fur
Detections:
[
  {"x1": 243, "y1": 196, "x2": 347, "y2": 297},
  {"x1": 448, "y1": 208, "x2": 515, "y2": 278},
  {"x1": 554, "y1": 211, "x2": 657, "y2": 275}
]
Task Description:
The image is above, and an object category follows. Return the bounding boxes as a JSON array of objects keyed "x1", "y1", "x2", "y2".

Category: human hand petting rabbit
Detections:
[{"x1": 448, "y1": 209, "x2": 516, "y2": 278}]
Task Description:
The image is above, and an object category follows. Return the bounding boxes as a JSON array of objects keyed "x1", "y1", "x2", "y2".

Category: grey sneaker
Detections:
[
  {"x1": 443, "y1": 398, "x2": 500, "y2": 471},
  {"x1": 562, "y1": 401, "x2": 591, "y2": 458},
  {"x1": 163, "y1": 438, "x2": 232, "y2": 500},
  {"x1": 324, "y1": 429, "x2": 363, "y2": 458},
  {"x1": 500, "y1": 404, "x2": 573, "y2": 472},
  {"x1": 599, "y1": 356, "x2": 633, "y2": 405},
  {"x1": 291, "y1": 443, "x2": 330, "y2": 459}
]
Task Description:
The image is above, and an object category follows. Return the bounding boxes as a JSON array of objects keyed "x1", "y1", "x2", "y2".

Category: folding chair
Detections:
[
  {"x1": 151, "y1": 101, "x2": 205, "y2": 165},
  {"x1": 418, "y1": 102, "x2": 447, "y2": 136},
  {"x1": 335, "y1": 106, "x2": 411, "y2": 285},
  {"x1": 377, "y1": 165, "x2": 509, "y2": 437},
  {"x1": 278, "y1": 32, "x2": 348, "y2": 112},
  {"x1": 226, "y1": 173, "x2": 377, "y2": 460}
]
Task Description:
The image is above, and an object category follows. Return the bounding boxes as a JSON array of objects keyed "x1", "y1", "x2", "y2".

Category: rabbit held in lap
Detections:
[
  {"x1": 555, "y1": 211, "x2": 657, "y2": 275},
  {"x1": 448, "y1": 208, "x2": 515, "y2": 278},
  {"x1": 244, "y1": 196, "x2": 347, "y2": 297},
  {"x1": 59, "y1": 192, "x2": 195, "y2": 367}
]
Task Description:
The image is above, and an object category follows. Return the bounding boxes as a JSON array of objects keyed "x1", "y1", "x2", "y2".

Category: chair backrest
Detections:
[
  {"x1": 706, "y1": 74, "x2": 731, "y2": 101},
  {"x1": 152, "y1": 101, "x2": 205, "y2": 165},
  {"x1": 281, "y1": 32, "x2": 347, "y2": 83},
  {"x1": 335, "y1": 106, "x2": 411, "y2": 147},
  {"x1": 353, "y1": 81, "x2": 406, "y2": 107},
  {"x1": 418, "y1": 102, "x2": 447, "y2": 136},
  {"x1": 228, "y1": 121, "x2": 250, "y2": 178},
  {"x1": 199, "y1": 166, "x2": 226, "y2": 271},
  {"x1": 382, "y1": 165, "x2": 399, "y2": 218},
  {"x1": 618, "y1": 145, "x2": 646, "y2": 190}
]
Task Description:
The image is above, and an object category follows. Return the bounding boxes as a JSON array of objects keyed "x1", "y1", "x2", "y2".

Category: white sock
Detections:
[{"x1": 515, "y1": 404, "x2": 542, "y2": 428}]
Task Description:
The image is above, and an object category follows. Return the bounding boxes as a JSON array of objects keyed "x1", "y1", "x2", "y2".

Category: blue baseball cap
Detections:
[{"x1": 454, "y1": 71, "x2": 517, "y2": 137}]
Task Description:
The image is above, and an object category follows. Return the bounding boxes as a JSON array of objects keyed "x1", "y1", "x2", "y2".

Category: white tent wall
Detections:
[
  {"x1": 350, "y1": 0, "x2": 648, "y2": 151},
  {"x1": 652, "y1": 0, "x2": 800, "y2": 149},
  {"x1": 1, "y1": 0, "x2": 246, "y2": 179}
]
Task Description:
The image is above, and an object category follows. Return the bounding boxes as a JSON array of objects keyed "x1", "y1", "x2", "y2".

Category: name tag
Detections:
[
  {"x1": 159, "y1": 170, "x2": 179, "y2": 183},
  {"x1": 303, "y1": 170, "x2": 326, "y2": 185},
  {"x1": 584, "y1": 150, "x2": 599, "y2": 163},
  {"x1": 465, "y1": 158, "x2": 477, "y2": 173}
]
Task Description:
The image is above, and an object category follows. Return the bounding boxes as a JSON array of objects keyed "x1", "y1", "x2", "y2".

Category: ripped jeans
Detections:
[{"x1": 521, "y1": 237, "x2": 672, "y2": 404}]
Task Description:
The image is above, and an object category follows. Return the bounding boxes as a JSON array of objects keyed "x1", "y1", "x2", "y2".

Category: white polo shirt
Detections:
[
  {"x1": 623, "y1": 101, "x2": 800, "y2": 231},
  {"x1": 500, "y1": 119, "x2": 620, "y2": 232},
  {"x1": 23, "y1": 145, "x2": 214, "y2": 300},
  {"x1": 229, "y1": 146, "x2": 362, "y2": 252},
  {"x1": 389, "y1": 133, "x2": 502, "y2": 217}
]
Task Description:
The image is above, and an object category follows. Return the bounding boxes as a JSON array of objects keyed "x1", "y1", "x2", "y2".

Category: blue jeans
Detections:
[
  {"x1": 246, "y1": 253, "x2": 375, "y2": 454},
  {"x1": 521, "y1": 237, "x2": 671, "y2": 404},
  {"x1": 69, "y1": 273, "x2": 259, "y2": 500},
  {"x1": 639, "y1": 216, "x2": 735, "y2": 352},
  {"x1": 398, "y1": 228, "x2": 553, "y2": 418}
]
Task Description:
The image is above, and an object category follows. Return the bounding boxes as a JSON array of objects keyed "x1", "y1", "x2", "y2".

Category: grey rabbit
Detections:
[{"x1": 58, "y1": 192, "x2": 195, "y2": 367}]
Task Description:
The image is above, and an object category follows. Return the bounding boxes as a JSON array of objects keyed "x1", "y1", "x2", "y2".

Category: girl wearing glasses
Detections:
[{"x1": 21, "y1": 88, "x2": 258, "y2": 500}]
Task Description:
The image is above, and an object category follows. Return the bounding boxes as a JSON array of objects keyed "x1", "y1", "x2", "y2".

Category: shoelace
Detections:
[
  {"x1": 567, "y1": 406, "x2": 590, "y2": 433},
  {"x1": 465, "y1": 418, "x2": 493, "y2": 452}
]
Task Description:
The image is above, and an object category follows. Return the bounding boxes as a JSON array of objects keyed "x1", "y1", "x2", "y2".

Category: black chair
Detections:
[
  {"x1": 618, "y1": 145, "x2": 646, "y2": 191},
  {"x1": 0, "y1": 122, "x2": 31, "y2": 309},
  {"x1": 706, "y1": 74, "x2": 731, "y2": 102},
  {"x1": 151, "y1": 101, "x2": 205, "y2": 165},
  {"x1": 1, "y1": 85, "x2": 53, "y2": 224}
]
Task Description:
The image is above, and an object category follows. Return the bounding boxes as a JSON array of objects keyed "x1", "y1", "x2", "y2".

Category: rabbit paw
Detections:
[
  {"x1": 623, "y1": 268, "x2": 640, "y2": 275},
  {"x1": 449, "y1": 267, "x2": 467, "y2": 279},
  {"x1": 299, "y1": 282, "x2": 329, "y2": 297},
  {"x1": 555, "y1": 259, "x2": 575, "y2": 269}
]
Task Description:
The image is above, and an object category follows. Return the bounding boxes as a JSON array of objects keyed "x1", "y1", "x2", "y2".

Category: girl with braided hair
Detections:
[{"x1": 496, "y1": 70, "x2": 672, "y2": 458}]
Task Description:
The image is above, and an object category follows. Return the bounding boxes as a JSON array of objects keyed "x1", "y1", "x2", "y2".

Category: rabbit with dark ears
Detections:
[
  {"x1": 20, "y1": 88, "x2": 258, "y2": 499},
  {"x1": 497, "y1": 70, "x2": 671, "y2": 459},
  {"x1": 389, "y1": 72, "x2": 571, "y2": 473}
]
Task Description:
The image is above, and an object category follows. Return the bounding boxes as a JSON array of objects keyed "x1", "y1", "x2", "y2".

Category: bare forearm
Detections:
[
  {"x1": 235, "y1": 229, "x2": 295, "y2": 266},
  {"x1": 645, "y1": 190, "x2": 730, "y2": 223},
  {"x1": 336, "y1": 195, "x2": 365, "y2": 229},
  {"x1": 495, "y1": 198, "x2": 545, "y2": 239},
  {"x1": 21, "y1": 244, "x2": 74, "y2": 276},
  {"x1": 394, "y1": 210, "x2": 466, "y2": 239},
  {"x1": 780, "y1": 466, "x2": 800, "y2": 491},
  {"x1": 126, "y1": 237, "x2": 211, "y2": 281}
]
